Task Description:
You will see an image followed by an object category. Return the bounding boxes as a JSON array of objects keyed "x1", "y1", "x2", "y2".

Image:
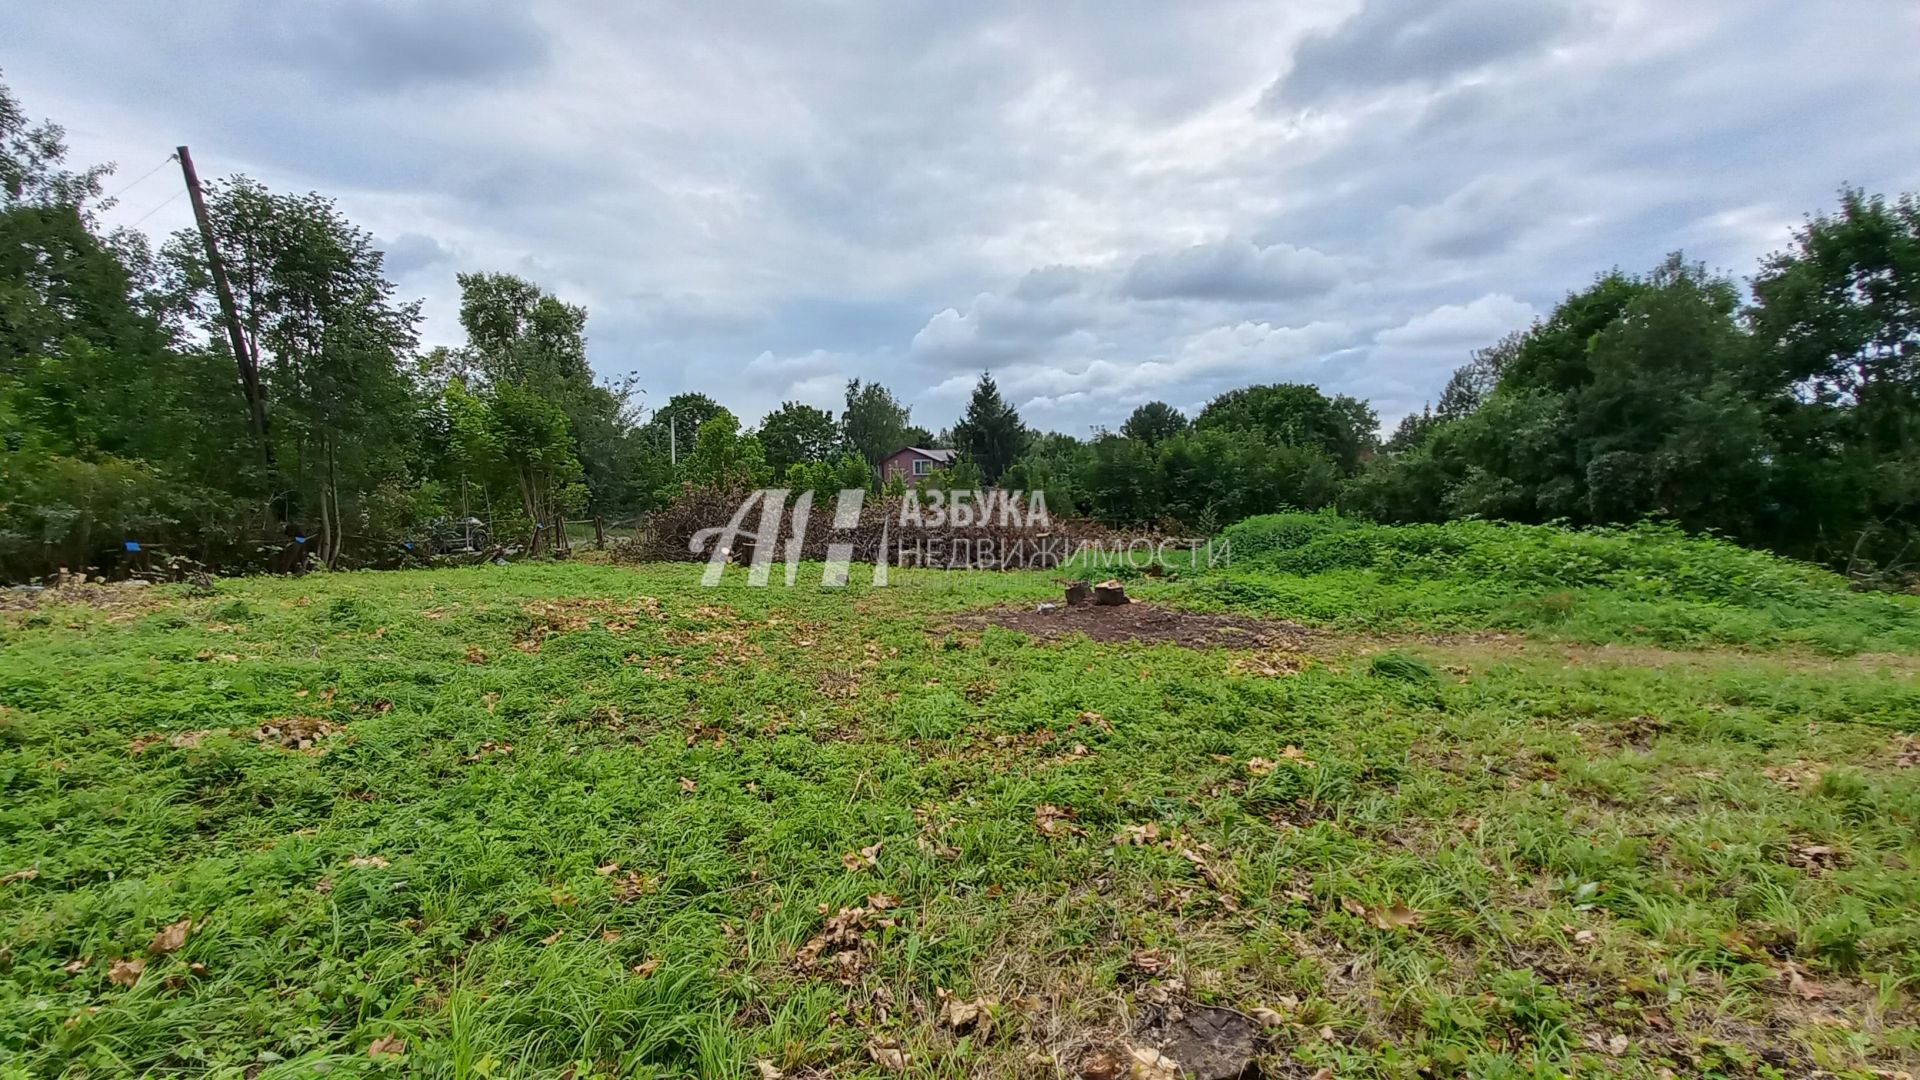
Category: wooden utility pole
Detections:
[{"x1": 178, "y1": 145, "x2": 272, "y2": 474}]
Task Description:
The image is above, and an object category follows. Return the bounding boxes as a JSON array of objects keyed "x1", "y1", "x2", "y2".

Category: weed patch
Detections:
[{"x1": 0, "y1": 561, "x2": 1916, "y2": 1077}]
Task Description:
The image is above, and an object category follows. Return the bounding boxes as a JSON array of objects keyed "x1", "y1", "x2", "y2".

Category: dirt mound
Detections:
[{"x1": 953, "y1": 601, "x2": 1310, "y2": 648}]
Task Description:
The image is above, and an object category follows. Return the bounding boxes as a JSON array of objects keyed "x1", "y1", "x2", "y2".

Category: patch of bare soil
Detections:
[
  {"x1": 1076, "y1": 1002, "x2": 1261, "y2": 1080},
  {"x1": 951, "y1": 602, "x2": 1312, "y2": 649}
]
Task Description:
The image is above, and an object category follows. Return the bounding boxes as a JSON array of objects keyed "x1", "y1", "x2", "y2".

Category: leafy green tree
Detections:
[
  {"x1": 1196, "y1": 383, "x2": 1376, "y2": 473},
  {"x1": 1081, "y1": 434, "x2": 1163, "y2": 526},
  {"x1": 950, "y1": 372, "x2": 1027, "y2": 484},
  {"x1": 645, "y1": 392, "x2": 728, "y2": 458},
  {"x1": 451, "y1": 272, "x2": 644, "y2": 517},
  {"x1": 164, "y1": 178, "x2": 424, "y2": 566},
  {"x1": 757, "y1": 401, "x2": 842, "y2": 474},
  {"x1": 1384, "y1": 407, "x2": 1437, "y2": 453},
  {"x1": 0, "y1": 79, "x2": 258, "y2": 577},
  {"x1": 446, "y1": 380, "x2": 584, "y2": 554},
  {"x1": 841, "y1": 379, "x2": 912, "y2": 473},
  {"x1": 1749, "y1": 188, "x2": 1920, "y2": 567},
  {"x1": 1750, "y1": 188, "x2": 1920, "y2": 402},
  {"x1": 682, "y1": 412, "x2": 767, "y2": 490},
  {"x1": 1437, "y1": 335, "x2": 1514, "y2": 420},
  {"x1": 1119, "y1": 401, "x2": 1189, "y2": 447},
  {"x1": 1005, "y1": 431, "x2": 1090, "y2": 513}
]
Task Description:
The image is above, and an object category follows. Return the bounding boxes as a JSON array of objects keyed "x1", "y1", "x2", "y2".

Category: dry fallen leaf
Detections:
[
  {"x1": 1343, "y1": 896, "x2": 1421, "y2": 930},
  {"x1": 601, "y1": 928, "x2": 622, "y2": 943},
  {"x1": 1114, "y1": 822, "x2": 1162, "y2": 846},
  {"x1": 63, "y1": 958, "x2": 89, "y2": 975},
  {"x1": 632, "y1": 958, "x2": 660, "y2": 978},
  {"x1": 347, "y1": 855, "x2": 390, "y2": 869},
  {"x1": 1127, "y1": 1045, "x2": 1179, "y2": 1080},
  {"x1": 367, "y1": 1034, "x2": 407, "y2": 1058},
  {"x1": 1252, "y1": 1007, "x2": 1287, "y2": 1027},
  {"x1": 1245, "y1": 757, "x2": 1276, "y2": 776},
  {"x1": 678, "y1": 776, "x2": 697, "y2": 794},
  {"x1": 755, "y1": 1061, "x2": 784, "y2": 1080},
  {"x1": 1784, "y1": 962, "x2": 1824, "y2": 1000},
  {"x1": 596, "y1": 862, "x2": 621, "y2": 876},
  {"x1": 108, "y1": 957, "x2": 145, "y2": 987},
  {"x1": 867, "y1": 1044, "x2": 909, "y2": 1072},
  {"x1": 937, "y1": 988, "x2": 996, "y2": 1032},
  {"x1": 540, "y1": 929, "x2": 565, "y2": 946},
  {"x1": 0, "y1": 867, "x2": 39, "y2": 885},
  {"x1": 1131, "y1": 947, "x2": 1169, "y2": 975},
  {"x1": 1368, "y1": 903, "x2": 1423, "y2": 930},
  {"x1": 148, "y1": 917, "x2": 191, "y2": 955},
  {"x1": 1034, "y1": 804, "x2": 1080, "y2": 837}
]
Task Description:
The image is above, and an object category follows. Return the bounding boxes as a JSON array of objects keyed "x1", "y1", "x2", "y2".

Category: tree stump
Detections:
[
  {"x1": 1092, "y1": 579, "x2": 1129, "y2": 606},
  {"x1": 1064, "y1": 581, "x2": 1092, "y2": 606}
]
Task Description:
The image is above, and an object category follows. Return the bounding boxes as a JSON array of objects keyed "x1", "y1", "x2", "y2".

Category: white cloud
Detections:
[{"x1": 1375, "y1": 294, "x2": 1537, "y2": 349}]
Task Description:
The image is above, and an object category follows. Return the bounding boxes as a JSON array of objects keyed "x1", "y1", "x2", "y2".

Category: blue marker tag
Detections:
[
  {"x1": 124, "y1": 540, "x2": 142, "y2": 552},
  {"x1": 295, "y1": 536, "x2": 307, "y2": 544},
  {"x1": 535, "y1": 523, "x2": 545, "y2": 530},
  {"x1": 404, "y1": 542, "x2": 414, "y2": 550}
]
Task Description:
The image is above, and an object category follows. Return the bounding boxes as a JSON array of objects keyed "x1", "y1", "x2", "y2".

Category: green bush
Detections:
[
  {"x1": 1200, "y1": 513, "x2": 1920, "y2": 651},
  {"x1": 1216, "y1": 511, "x2": 1357, "y2": 562}
]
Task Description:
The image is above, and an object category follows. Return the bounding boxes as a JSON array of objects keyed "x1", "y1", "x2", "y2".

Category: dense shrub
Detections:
[
  {"x1": 1221, "y1": 518, "x2": 1843, "y2": 606},
  {"x1": 1215, "y1": 511, "x2": 1358, "y2": 563}
]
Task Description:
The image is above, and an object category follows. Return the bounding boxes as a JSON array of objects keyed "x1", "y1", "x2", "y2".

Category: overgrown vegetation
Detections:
[
  {"x1": 7, "y1": 77, "x2": 1918, "y2": 581},
  {"x1": 1204, "y1": 514, "x2": 1920, "y2": 653},
  {"x1": 2, "y1": 549, "x2": 1917, "y2": 1077}
]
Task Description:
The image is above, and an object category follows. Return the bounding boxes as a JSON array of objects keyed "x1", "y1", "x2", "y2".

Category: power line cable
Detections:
[
  {"x1": 103, "y1": 152, "x2": 179, "y2": 204},
  {"x1": 126, "y1": 188, "x2": 187, "y2": 228}
]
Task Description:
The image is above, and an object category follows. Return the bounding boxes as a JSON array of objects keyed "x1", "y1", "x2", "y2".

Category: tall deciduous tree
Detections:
[
  {"x1": 841, "y1": 379, "x2": 912, "y2": 473},
  {"x1": 756, "y1": 401, "x2": 842, "y2": 474},
  {"x1": 1119, "y1": 401, "x2": 1189, "y2": 447},
  {"x1": 446, "y1": 380, "x2": 584, "y2": 554},
  {"x1": 163, "y1": 178, "x2": 423, "y2": 567},
  {"x1": 1195, "y1": 383, "x2": 1376, "y2": 473},
  {"x1": 682, "y1": 412, "x2": 767, "y2": 490},
  {"x1": 452, "y1": 272, "x2": 644, "y2": 517}
]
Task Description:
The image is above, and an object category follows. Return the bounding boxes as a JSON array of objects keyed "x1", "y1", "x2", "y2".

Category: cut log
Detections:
[
  {"x1": 1092, "y1": 579, "x2": 1129, "y2": 606},
  {"x1": 1064, "y1": 581, "x2": 1092, "y2": 606}
]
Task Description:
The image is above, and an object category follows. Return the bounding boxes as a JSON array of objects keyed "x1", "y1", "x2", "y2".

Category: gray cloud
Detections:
[
  {"x1": 271, "y1": 1, "x2": 553, "y2": 93},
  {"x1": 5, "y1": 0, "x2": 1917, "y2": 437},
  {"x1": 1265, "y1": 0, "x2": 1586, "y2": 108},
  {"x1": 1119, "y1": 238, "x2": 1346, "y2": 301},
  {"x1": 380, "y1": 232, "x2": 454, "y2": 276}
]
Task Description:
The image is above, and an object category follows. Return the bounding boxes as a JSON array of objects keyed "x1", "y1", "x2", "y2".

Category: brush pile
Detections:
[{"x1": 621, "y1": 486, "x2": 1125, "y2": 570}]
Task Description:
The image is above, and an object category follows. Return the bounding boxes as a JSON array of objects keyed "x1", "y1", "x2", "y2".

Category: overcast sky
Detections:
[{"x1": 7, "y1": 0, "x2": 1918, "y2": 434}]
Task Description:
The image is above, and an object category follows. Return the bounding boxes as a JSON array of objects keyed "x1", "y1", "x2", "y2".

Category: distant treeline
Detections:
[{"x1": 3, "y1": 78, "x2": 1916, "y2": 581}]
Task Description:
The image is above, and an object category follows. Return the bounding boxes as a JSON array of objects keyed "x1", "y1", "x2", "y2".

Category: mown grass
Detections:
[{"x1": 2, "y1": 558, "x2": 1918, "y2": 1079}]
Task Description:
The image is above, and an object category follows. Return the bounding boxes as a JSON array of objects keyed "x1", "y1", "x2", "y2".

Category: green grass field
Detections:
[{"x1": 3, "y1": 551, "x2": 1919, "y2": 1078}]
